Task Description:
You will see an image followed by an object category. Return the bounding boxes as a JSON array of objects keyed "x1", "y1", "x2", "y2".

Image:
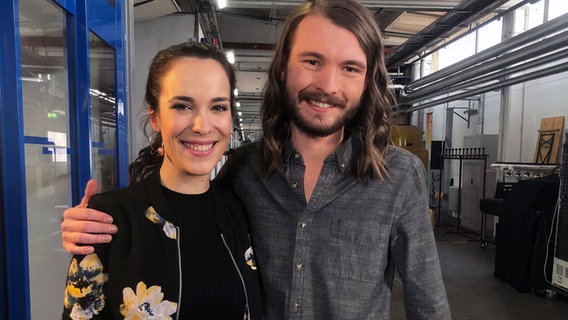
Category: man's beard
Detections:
[{"x1": 286, "y1": 89, "x2": 360, "y2": 137}]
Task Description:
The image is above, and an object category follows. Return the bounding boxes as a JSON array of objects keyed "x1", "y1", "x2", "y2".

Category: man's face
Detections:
[{"x1": 284, "y1": 14, "x2": 367, "y2": 137}]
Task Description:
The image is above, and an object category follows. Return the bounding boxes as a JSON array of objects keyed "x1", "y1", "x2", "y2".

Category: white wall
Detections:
[
  {"x1": 418, "y1": 70, "x2": 568, "y2": 163},
  {"x1": 129, "y1": 14, "x2": 197, "y2": 163}
]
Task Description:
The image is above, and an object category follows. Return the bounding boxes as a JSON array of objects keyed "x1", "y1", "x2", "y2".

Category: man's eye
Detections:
[
  {"x1": 345, "y1": 66, "x2": 362, "y2": 73},
  {"x1": 304, "y1": 59, "x2": 318, "y2": 66}
]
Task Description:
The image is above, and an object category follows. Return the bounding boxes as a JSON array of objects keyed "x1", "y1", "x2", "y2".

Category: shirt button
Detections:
[
  {"x1": 340, "y1": 163, "x2": 346, "y2": 169},
  {"x1": 291, "y1": 181, "x2": 298, "y2": 189},
  {"x1": 293, "y1": 302, "x2": 301, "y2": 310},
  {"x1": 294, "y1": 153, "x2": 300, "y2": 160},
  {"x1": 300, "y1": 222, "x2": 307, "y2": 229},
  {"x1": 296, "y1": 262, "x2": 303, "y2": 270}
]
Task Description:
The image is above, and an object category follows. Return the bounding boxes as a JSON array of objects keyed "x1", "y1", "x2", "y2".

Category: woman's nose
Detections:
[{"x1": 191, "y1": 112, "x2": 212, "y2": 135}]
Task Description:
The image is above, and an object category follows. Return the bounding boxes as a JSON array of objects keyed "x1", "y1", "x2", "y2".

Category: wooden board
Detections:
[{"x1": 534, "y1": 116, "x2": 564, "y2": 164}]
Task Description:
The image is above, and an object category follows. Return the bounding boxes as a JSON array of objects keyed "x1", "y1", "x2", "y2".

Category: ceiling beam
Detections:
[
  {"x1": 384, "y1": 0, "x2": 511, "y2": 68},
  {"x1": 224, "y1": 1, "x2": 462, "y2": 10}
]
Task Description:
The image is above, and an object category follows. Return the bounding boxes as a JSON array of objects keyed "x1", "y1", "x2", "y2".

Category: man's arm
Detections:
[{"x1": 61, "y1": 180, "x2": 118, "y2": 255}]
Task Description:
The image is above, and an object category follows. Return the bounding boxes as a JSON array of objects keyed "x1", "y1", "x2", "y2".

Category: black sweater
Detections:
[{"x1": 62, "y1": 171, "x2": 263, "y2": 319}]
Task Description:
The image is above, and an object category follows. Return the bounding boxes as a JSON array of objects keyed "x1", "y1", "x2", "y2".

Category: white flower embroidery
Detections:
[
  {"x1": 120, "y1": 281, "x2": 177, "y2": 319},
  {"x1": 163, "y1": 222, "x2": 177, "y2": 240},
  {"x1": 145, "y1": 206, "x2": 177, "y2": 239},
  {"x1": 245, "y1": 246, "x2": 257, "y2": 270}
]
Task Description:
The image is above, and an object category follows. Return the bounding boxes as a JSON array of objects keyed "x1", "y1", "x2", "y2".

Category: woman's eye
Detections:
[
  {"x1": 172, "y1": 103, "x2": 190, "y2": 110},
  {"x1": 212, "y1": 105, "x2": 229, "y2": 112}
]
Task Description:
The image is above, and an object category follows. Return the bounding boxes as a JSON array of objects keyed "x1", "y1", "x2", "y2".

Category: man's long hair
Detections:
[{"x1": 259, "y1": 0, "x2": 394, "y2": 180}]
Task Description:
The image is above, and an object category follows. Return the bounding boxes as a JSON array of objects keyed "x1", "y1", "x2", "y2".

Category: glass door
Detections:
[
  {"x1": 0, "y1": 0, "x2": 127, "y2": 318},
  {"x1": 18, "y1": 0, "x2": 72, "y2": 318},
  {"x1": 89, "y1": 32, "x2": 119, "y2": 193}
]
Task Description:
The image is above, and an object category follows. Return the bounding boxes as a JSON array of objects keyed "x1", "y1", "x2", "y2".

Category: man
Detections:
[{"x1": 62, "y1": 0, "x2": 451, "y2": 319}]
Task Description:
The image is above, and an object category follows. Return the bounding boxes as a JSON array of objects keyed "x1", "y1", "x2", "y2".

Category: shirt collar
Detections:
[{"x1": 282, "y1": 134, "x2": 358, "y2": 174}]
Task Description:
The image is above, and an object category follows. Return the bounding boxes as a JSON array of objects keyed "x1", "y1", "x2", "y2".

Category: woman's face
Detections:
[{"x1": 151, "y1": 57, "x2": 233, "y2": 181}]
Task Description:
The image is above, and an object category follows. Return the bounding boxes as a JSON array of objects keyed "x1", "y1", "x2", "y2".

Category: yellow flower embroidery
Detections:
[
  {"x1": 145, "y1": 206, "x2": 177, "y2": 239},
  {"x1": 64, "y1": 253, "x2": 108, "y2": 319},
  {"x1": 145, "y1": 206, "x2": 164, "y2": 224},
  {"x1": 120, "y1": 281, "x2": 177, "y2": 319},
  {"x1": 245, "y1": 246, "x2": 257, "y2": 270}
]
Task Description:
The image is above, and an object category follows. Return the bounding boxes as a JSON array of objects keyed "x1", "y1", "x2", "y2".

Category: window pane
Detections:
[
  {"x1": 89, "y1": 32, "x2": 118, "y2": 192},
  {"x1": 477, "y1": 19, "x2": 503, "y2": 52},
  {"x1": 514, "y1": 1, "x2": 545, "y2": 34},
  {"x1": 549, "y1": 0, "x2": 568, "y2": 20},
  {"x1": 19, "y1": 0, "x2": 71, "y2": 318},
  {"x1": 438, "y1": 32, "x2": 476, "y2": 70}
]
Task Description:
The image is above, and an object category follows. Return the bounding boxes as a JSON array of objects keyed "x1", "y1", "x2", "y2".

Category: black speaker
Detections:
[
  {"x1": 430, "y1": 141, "x2": 443, "y2": 170},
  {"x1": 555, "y1": 132, "x2": 568, "y2": 261}
]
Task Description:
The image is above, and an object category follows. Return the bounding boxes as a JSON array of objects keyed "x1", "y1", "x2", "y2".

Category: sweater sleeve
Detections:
[{"x1": 389, "y1": 155, "x2": 452, "y2": 319}]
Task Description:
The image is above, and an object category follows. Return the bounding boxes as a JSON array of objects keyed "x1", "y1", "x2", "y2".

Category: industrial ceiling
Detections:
[{"x1": 133, "y1": 0, "x2": 530, "y2": 138}]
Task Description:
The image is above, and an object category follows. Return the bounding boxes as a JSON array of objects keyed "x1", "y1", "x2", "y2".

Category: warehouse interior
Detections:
[{"x1": 2, "y1": 0, "x2": 568, "y2": 318}]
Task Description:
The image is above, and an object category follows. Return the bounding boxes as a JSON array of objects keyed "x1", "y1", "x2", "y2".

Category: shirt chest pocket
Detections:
[
  {"x1": 315, "y1": 218, "x2": 390, "y2": 281},
  {"x1": 330, "y1": 218, "x2": 388, "y2": 246}
]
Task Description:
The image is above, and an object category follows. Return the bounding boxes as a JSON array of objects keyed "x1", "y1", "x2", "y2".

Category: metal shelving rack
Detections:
[{"x1": 437, "y1": 147, "x2": 488, "y2": 239}]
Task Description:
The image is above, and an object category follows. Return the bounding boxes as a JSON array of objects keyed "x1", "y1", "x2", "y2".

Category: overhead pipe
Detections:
[
  {"x1": 396, "y1": 63, "x2": 568, "y2": 114},
  {"x1": 406, "y1": 12, "x2": 568, "y2": 92},
  {"x1": 405, "y1": 30, "x2": 568, "y2": 101},
  {"x1": 404, "y1": 47, "x2": 568, "y2": 106},
  {"x1": 385, "y1": 0, "x2": 512, "y2": 68},
  {"x1": 406, "y1": 0, "x2": 534, "y2": 67}
]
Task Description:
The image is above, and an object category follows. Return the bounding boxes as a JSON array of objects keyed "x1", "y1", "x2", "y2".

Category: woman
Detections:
[{"x1": 62, "y1": 42, "x2": 262, "y2": 319}]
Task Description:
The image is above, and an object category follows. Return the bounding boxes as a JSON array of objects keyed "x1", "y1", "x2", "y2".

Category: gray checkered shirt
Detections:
[{"x1": 217, "y1": 136, "x2": 451, "y2": 319}]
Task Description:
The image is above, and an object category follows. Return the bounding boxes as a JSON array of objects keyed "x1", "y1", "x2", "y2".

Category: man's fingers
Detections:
[
  {"x1": 63, "y1": 207, "x2": 114, "y2": 224},
  {"x1": 62, "y1": 231, "x2": 113, "y2": 245},
  {"x1": 62, "y1": 231, "x2": 113, "y2": 254},
  {"x1": 61, "y1": 218, "x2": 117, "y2": 234},
  {"x1": 79, "y1": 179, "x2": 99, "y2": 208},
  {"x1": 63, "y1": 243, "x2": 95, "y2": 255}
]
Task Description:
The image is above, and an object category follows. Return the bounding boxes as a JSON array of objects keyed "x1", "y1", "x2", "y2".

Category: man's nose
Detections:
[{"x1": 314, "y1": 67, "x2": 339, "y2": 95}]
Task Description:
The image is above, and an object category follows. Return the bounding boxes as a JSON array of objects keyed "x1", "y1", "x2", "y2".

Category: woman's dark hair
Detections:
[
  {"x1": 259, "y1": 0, "x2": 395, "y2": 180},
  {"x1": 128, "y1": 42, "x2": 236, "y2": 183}
]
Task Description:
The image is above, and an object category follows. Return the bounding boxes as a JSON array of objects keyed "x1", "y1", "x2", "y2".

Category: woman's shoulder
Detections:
[
  {"x1": 210, "y1": 180, "x2": 242, "y2": 207},
  {"x1": 88, "y1": 179, "x2": 148, "y2": 212}
]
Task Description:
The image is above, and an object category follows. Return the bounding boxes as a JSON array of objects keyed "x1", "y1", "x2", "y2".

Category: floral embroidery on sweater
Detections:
[
  {"x1": 64, "y1": 253, "x2": 108, "y2": 319},
  {"x1": 145, "y1": 206, "x2": 177, "y2": 239},
  {"x1": 120, "y1": 281, "x2": 177, "y2": 319}
]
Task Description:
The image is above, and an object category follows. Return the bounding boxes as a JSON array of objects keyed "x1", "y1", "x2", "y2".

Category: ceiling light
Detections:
[
  {"x1": 217, "y1": 0, "x2": 227, "y2": 9},
  {"x1": 234, "y1": 88, "x2": 239, "y2": 97},
  {"x1": 225, "y1": 50, "x2": 235, "y2": 64}
]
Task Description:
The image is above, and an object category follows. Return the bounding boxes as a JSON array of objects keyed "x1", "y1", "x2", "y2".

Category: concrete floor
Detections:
[{"x1": 391, "y1": 227, "x2": 568, "y2": 319}]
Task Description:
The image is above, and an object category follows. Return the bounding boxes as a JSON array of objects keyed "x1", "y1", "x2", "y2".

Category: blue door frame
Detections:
[{"x1": 0, "y1": 0, "x2": 127, "y2": 318}]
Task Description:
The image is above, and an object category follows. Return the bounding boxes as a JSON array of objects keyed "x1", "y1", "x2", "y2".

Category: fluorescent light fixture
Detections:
[
  {"x1": 234, "y1": 88, "x2": 239, "y2": 96},
  {"x1": 217, "y1": 0, "x2": 227, "y2": 9},
  {"x1": 225, "y1": 50, "x2": 235, "y2": 64},
  {"x1": 236, "y1": 101, "x2": 241, "y2": 108}
]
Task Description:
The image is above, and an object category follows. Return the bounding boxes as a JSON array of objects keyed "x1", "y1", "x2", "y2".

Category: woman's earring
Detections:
[{"x1": 149, "y1": 135, "x2": 164, "y2": 156}]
